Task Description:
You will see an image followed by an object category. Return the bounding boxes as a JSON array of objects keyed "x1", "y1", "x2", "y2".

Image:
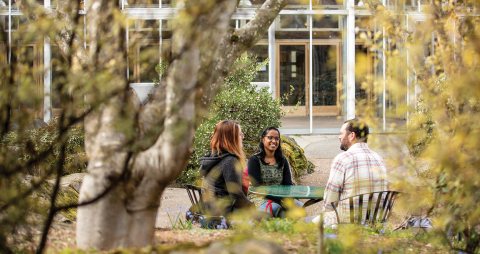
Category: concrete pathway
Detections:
[{"x1": 155, "y1": 188, "x2": 194, "y2": 228}]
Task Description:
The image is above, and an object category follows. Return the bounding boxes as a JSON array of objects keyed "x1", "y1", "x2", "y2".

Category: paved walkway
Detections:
[
  {"x1": 156, "y1": 133, "x2": 411, "y2": 228},
  {"x1": 279, "y1": 116, "x2": 407, "y2": 134}
]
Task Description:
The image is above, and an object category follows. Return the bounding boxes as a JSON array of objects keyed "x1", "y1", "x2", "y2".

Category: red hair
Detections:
[{"x1": 210, "y1": 120, "x2": 246, "y2": 168}]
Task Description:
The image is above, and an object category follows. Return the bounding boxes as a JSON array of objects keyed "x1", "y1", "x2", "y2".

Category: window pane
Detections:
[
  {"x1": 125, "y1": 0, "x2": 159, "y2": 8},
  {"x1": 355, "y1": 16, "x2": 374, "y2": 30},
  {"x1": 279, "y1": 45, "x2": 306, "y2": 106},
  {"x1": 248, "y1": 44, "x2": 269, "y2": 82},
  {"x1": 276, "y1": 15, "x2": 309, "y2": 39},
  {"x1": 238, "y1": 0, "x2": 267, "y2": 7},
  {"x1": 313, "y1": 31, "x2": 341, "y2": 39},
  {"x1": 139, "y1": 44, "x2": 160, "y2": 83},
  {"x1": 313, "y1": 14, "x2": 339, "y2": 29},
  {"x1": 284, "y1": 0, "x2": 309, "y2": 10},
  {"x1": 355, "y1": 45, "x2": 371, "y2": 104},
  {"x1": 312, "y1": 45, "x2": 337, "y2": 106},
  {"x1": 130, "y1": 20, "x2": 160, "y2": 40},
  {"x1": 51, "y1": 46, "x2": 63, "y2": 108},
  {"x1": 280, "y1": 15, "x2": 307, "y2": 29}
]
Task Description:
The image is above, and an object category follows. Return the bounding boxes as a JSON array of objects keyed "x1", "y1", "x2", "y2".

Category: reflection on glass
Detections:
[
  {"x1": 129, "y1": 20, "x2": 160, "y2": 40},
  {"x1": 20, "y1": 46, "x2": 36, "y2": 109},
  {"x1": 280, "y1": 45, "x2": 305, "y2": 106},
  {"x1": 139, "y1": 45, "x2": 160, "y2": 83},
  {"x1": 247, "y1": 44, "x2": 269, "y2": 82},
  {"x1": 128, "y1": 45, "x2": 135, "y2": 83},
  {"x1": 355, "y1": 16, "x2": 374, "y2": 30},
  {"x1": 312, "y1": 45, "x2": 337, "y2": 106},
  {"x1": 11, "y1": 16, "x2": 30, "y2": 35},
  {"x1": 280, "y1": 15, "x2": 307, "y2": 29},
  {"x1": 312, "y1": 15, "x2": 339, "y2": 29},
  {"x1": 126, "y1": 0, "x2": 159, "y2": 8},
  {"x1": 313, "y1": 31, "x2": 341, "y2": 39},
  {"x1": 229, "y1": 19, "x2": 237, "y2": 29},
  {"x1": 276, "y1": 15, "x2": 308, "y2": 39},
  {"x1": 313, "y1": 0, "x2": 343, "y2": 8},
  {"x1": 355, "y1": 45, "x2": 371, "y2": 104},
  {"x1": 161, "y1": 0, "x2": 174, "y2": 7},
  {"x1": 275, "y1": 31, "x2": 309, "y2": 39},
  {"x1": 284, "y1": 0, "x2": 309, "y2": 10},
  {"x1": 238, "y1": 0, "x2": 267, "y2": 6},
  {"x1": 51, "y1": 46, "x2": 63, "y2": 108}
]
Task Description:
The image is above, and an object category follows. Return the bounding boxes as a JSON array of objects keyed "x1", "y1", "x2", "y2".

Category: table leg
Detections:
[{"x1": 303, "y1": 199, "x2": 322, "y2": 208}]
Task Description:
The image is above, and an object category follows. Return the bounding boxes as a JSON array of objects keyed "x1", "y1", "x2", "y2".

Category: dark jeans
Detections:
[{"x1": 257, "y1": 199, "x2": 304, "y2": 218}]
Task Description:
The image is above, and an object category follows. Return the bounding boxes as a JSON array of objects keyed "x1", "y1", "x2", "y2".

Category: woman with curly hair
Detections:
[{"x1": 247, "y1": 126, "x2": 303, "y2": 217}]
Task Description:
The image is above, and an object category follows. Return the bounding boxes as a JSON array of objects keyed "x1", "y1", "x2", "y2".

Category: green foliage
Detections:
[
  {"x1": 153, "y1": 60, "x2": 169, "y2": 88},
  {"x1": 1, "y1": 117, "x2": 87, "y2": 176},
  {"x1": 170, "y1": 53, "x2": 300, "y2": 184},
  {"x1": 405, "y1": 94, "x2": 436, "y2": 157},
  {"x1": 166, "y1": 211, "x2": 194, "y2": 230},
  {"x1": 255, "y1": 218, "x2": 298, "y2": 235},
  {"x1": 42, "y1": 181, "x2": 79, "y2": 221},
  {"x1": 355, "y1": 4, "x2": 480, "y2": 253}
]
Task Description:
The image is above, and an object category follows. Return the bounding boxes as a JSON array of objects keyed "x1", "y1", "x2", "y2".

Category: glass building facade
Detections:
[{"x1": 0, "y1": 0, "x2": 443, "y2": 133}]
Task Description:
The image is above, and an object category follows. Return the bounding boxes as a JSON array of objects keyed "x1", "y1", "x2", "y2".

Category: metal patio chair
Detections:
[
  {"x1": 183, "y1": 183, "x2": 232, "y2": 229},
  {"x1": 331, "y1": 190, "x2": 401, "y2": 225},
  {"x1": 182, "y1": 184, "x2": 206, "y2": 220}
]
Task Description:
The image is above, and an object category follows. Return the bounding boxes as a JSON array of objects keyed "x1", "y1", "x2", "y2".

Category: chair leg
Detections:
[{"x1": 318, "y1": 212, "x2": 324, "y2": 254}]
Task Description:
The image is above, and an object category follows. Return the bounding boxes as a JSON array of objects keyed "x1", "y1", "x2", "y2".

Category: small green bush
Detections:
[
  {"x1": 175, "y1": 53, "x2": 299, "y2": 185},
  {"x1": 1, "y1": 118, "x2": 87, "y2": 176}
]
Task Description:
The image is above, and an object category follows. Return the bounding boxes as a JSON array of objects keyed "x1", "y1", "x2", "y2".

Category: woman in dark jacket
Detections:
[
  {"x1": 199, "y1": 120, "x2": 254, "y2": 215},
  {"x1": 247, "y1": 126, "x2": 303, "y2": 217}
]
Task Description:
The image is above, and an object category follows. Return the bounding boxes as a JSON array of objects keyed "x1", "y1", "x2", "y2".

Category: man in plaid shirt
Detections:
[{"x1": 313, "y1": 119, "x2": 388, "y2": 226}]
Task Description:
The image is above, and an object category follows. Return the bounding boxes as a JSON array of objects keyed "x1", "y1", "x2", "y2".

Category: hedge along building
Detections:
[{"x1": 1, "y1": 0, "x2": 440, "y2": 134}]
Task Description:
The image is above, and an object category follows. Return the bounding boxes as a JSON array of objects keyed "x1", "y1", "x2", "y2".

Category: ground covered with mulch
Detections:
[{"x1": 35, "y1": 222, "x2": 448, "y2": 254}]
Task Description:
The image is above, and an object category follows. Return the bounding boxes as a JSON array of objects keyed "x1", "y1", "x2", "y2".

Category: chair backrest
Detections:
[
  {"x1": 183, "y1": 184, "x2": 206, "y2": 215},
  {"x1": 331, "y1": 191, "x2": 400, "y2": 225}
]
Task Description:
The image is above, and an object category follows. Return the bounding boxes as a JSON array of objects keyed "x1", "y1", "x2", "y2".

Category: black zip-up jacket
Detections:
[{"x1": 199, "y1": 150, "x2": 253, "y2": 210}]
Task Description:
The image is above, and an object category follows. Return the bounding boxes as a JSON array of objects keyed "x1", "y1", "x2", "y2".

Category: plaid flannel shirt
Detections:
[{"x1": 322, "y1": 142, "x2": 388, "y2": 225}]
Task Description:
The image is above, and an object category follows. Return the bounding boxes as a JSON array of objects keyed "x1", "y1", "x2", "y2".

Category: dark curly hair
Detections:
[
  {"x1": 256, "y1": 126, "x2": 284, "y2": 169},
  {"x1": 344, "y1": 118, "x2": 369, "y2": 142}
]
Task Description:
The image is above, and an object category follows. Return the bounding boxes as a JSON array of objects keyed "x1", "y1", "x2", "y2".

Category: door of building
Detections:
[{"x1": 276, "y1": 41, "x2": 341, "y2": 116}]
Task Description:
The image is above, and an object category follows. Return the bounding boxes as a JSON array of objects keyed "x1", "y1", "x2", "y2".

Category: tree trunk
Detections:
[
  {"x1": 75, "y1": 0, "x2": 288, "y2": 250},
  {"x1": 13, "y1": 0, "x2": 287, "y2": 249}
]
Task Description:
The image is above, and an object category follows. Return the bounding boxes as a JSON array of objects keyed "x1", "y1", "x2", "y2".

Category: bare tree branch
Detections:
[{"x1": 136, "y1": 0, "x2": 289, "y2": 152}]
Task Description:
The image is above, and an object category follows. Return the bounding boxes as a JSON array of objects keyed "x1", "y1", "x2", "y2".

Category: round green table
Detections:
[{"x1": 249, "y1": 185, "x2": 325, "y2": 207}]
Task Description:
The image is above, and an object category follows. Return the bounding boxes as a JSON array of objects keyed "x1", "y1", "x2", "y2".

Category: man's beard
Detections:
[{"x1": 340, "y1": 139, "x2": 350, "y2": 151}]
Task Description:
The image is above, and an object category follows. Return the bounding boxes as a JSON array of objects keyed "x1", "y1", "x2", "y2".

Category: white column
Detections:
[
  {"x1": 346, "y1": 0, "x2": 355, "y2": 120},
  {"x1": 453, "y1": 20, "x2": 456, "y2": 61},
  {"x1": 43, "y1": 0, "x2": 52, "y2": 122},
  {"x1": 268, "y1": 22, "x2": 275, "y2": 96},
  {"x1": 309, "y1": 0, "x2": 313, "y2": 133},
  {"x1": 126, "y1": 19, "x2": 129, "y2": 80},
  {"x1": 84, "y1": 16, "x2": 86, "y2": 48},
  {"x1": 8, "y1": 0, "x2": 11, "y2": 64},
  {"x1": 431, "y1": 32, "x2": 435, "y2": 74},
  {"x1": 382, "y1": 27, "x2": 386, "y2": 132},
  {"x1": 44, "y1": 37, "x2": 52, "y2": 122},
  {"x1": 159, "y1": 19, "x2": 162, "y2": 66},
  {"x1": 406, "y1": 16, "x2": 410, "y2": 126}
]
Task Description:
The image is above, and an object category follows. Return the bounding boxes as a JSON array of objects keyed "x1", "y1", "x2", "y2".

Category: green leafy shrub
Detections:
[
  {"x1": 405, "y1": 76, "x2": 447, "y2": 157},
  {"x1": 1, "y1": 117, "x2": 87, "y2": 176},
  {"x1": 175, "y1": 53, "x2": 301, "y2": 185},
  {"x1": 405, "y1": 95, "x2": 435, "y2": 157}
]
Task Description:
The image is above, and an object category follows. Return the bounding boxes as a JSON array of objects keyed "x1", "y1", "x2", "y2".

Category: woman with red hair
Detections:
[{"x1": 199, "y1": 120, "x2": 254, "y2": 214}]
